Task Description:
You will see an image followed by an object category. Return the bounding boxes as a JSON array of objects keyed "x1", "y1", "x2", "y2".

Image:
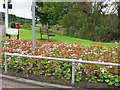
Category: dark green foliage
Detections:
[
  {"x1": 21, "y1": 21, "x2": 31, "y2": 30},
  {"x1": 60, "y1": 2, "x2": 120, "y2": 42},
  {"x1": 35, "y1": 2, "x2": 72, "y2": 26},
  {"x1": 10, "y1": 22, "x2": 15, "y2": 28},
  {"x1": 61, "y1": 4, "x2": 90, "y2": 39},
  {"x1": 8, "y1": 14, "x2": 32, "y2": 26}
]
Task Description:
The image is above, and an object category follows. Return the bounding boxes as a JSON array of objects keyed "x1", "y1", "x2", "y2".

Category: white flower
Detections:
[
  {"x1": 94, "y1": 52, "x2": 98, "y2": 56},
  {"x1": 21, "y1": 51, "x2": 25, "y2": 54},
  {"x1": 100, "y1": 68, "x2": 105, "y2": 73},
  {"x1": 78, "y1": 71, "x2": 82, "y2": 74},
  {"x1": 106, "y1": 66, "x2": 112, "y2": 68},
  {"x1": 85, "y1": 52, "x2": 88, "y2": 54},
  {"x1": 47, "y1": 61, "x2": 51, "y2": 63},
  {"x1": 108, "y1": 75, "x2": 113, "y2": 78},
  {"x1": 71, "y1": 54, "x2": 76, "y2": 57},
  {"x1": 112, "y1": 51, "x2": 116, "y2": 54}
]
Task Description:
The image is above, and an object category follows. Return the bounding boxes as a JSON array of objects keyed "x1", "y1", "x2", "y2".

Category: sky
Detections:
[{"x1": 0, "y1": 0, "x2": 32, "y2": 19}]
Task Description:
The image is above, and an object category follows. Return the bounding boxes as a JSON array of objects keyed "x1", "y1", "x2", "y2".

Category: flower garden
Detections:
[{"x1": 1, "y1": 39, "x2": 120, "y2": 87}]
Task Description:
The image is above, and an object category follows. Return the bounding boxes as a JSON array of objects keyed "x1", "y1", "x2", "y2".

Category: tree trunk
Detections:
[{"x1": 47, "y1": 25, "x2": 50, "y2": 42}]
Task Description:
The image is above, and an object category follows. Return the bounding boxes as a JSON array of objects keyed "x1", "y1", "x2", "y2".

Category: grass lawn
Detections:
[{"x1": 3, "y1": 29, "x2": 119, "y2": 48}]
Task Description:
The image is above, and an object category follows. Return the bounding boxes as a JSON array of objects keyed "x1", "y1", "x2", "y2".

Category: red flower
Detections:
[
  {"x1": 38, "y1": 58, "x2": 41, "y2": 60},
  {"x1": 40, "y1": 64, "x2": 43, "y2": 69},
  {"x1": 34, "y1": 67, "x2": 38, "y2": 71},
  {"x1": 114, "y1": 68, "x2": 119, "y2": 73},
  {"x1": 34, "y1": 52, "x2": 41, "y2": 55},
  {"x1": 9, "y1": 49, "x2": 13, "y2": 53},
  {"x1": 97, "y1": 45, "x2": 103, "y2": 49},
  {"x1": 74, "y1": 50, "x2": 79, "y2": 55},
  {"x1": 116, "y1": 59, "x2": 119, "y2": 63},
  {"x1": 68, "y1": 51, "x2": 72, "y2": 56},
  {"x1": 92, "y1": 59, "x2": 94, "y2": 61},
  {"x1": 114, "y1": 48, "x2": 119, "y2": 52},
  {"x1": 47, "y1": 68, "x2": 51, "y2": 71},
  {"x1": 54, "y1": 65, "x2": 57, "y2": 68}
]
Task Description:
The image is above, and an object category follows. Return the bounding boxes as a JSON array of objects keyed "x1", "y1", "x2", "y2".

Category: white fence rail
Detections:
[{"x1": 4, "y1": 52, "x2": 120, "y2": 84}]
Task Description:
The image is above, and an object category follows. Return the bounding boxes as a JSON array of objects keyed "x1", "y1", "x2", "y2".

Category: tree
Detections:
[
  {"x1": 35, "y1": 2, "x2": 73, "y2": 28},
  {"x1": 60, "y1": 3, "x2": 90, "y2": 38},
  {"x1": 10, "y1": 22, "x2": 15, "y2": 28}
]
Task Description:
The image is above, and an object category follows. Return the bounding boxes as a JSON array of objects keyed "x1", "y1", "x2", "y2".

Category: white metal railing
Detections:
[{"x1": 4, "y1": 52, "x2": 120, "y2": 84}]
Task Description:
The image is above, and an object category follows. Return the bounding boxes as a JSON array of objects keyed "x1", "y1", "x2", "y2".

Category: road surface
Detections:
[{"x1": 0, "y1": 77, "x2": 44, "y2": 89}]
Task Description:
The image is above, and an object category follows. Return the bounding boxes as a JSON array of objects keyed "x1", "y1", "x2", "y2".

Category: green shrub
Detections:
[{"x1": 10, "y1": 22, "x2": 16, "y2": 28}]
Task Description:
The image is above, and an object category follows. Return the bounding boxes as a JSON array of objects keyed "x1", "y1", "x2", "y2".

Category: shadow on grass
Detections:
[{"x1": 37, "y1": 38, "x2": 57, "y2": 43}]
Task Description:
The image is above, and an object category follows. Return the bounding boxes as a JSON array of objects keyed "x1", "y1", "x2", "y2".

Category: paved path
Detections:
[
  {"x1": 0, "y1": 75, "x2": 90, "y2": 90},
  {"x1": 0, "y1": 77, "x2": 44, "y2": 89}
]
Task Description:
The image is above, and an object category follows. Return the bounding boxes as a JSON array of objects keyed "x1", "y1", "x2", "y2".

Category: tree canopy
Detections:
[{"x1": 35, "y1": 2, "x2": 73, "y2": 27}]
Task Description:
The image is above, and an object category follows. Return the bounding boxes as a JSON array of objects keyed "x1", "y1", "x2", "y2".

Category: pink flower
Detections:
[
  {"x1": 85, "y1": 70, "x2": 88, "y2": 74},
  {"x1": 94, "y1": 70, "x2": 97, "y2": 73},
  {"x1": 0, "y1": 59, "x2": 3, "y2": 63}
]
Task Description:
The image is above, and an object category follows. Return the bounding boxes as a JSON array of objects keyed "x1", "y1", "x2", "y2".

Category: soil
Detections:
[{"x1": 2, "y1": 69, "x2": 119, "y2": 89}]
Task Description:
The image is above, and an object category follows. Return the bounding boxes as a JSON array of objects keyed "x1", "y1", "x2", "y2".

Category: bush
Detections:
[
  {"x1": 21, "y1": 21, "x2": 31, "y2": 30},
  {"x1": 10, "y1": 22, "x2": 16, "y2": 28}
]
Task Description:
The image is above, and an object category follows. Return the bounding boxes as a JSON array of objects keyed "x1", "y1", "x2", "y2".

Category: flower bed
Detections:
[{"x1": 2, "y1": 39, "x2": 120, "y2": 87}]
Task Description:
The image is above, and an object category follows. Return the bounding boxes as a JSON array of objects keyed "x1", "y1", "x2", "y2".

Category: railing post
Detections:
[
  {"x1": 72, "y1": 61, "x2": 75, "y2": 84},
  {"x1": 4, "y1": 53, "x2": 7, "y2": 74}
]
